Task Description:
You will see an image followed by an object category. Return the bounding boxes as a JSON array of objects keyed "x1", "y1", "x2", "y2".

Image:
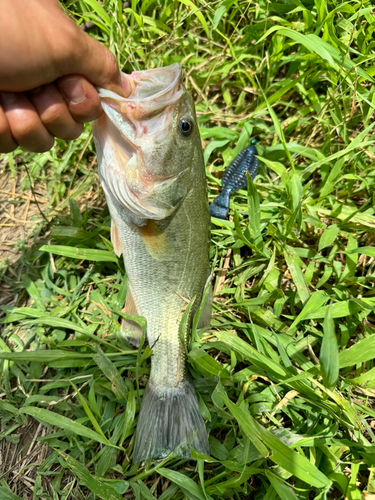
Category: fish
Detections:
[
  {"x1": 209, "y1": 139, "x2": 259, "y2": 219},
  {"x1": 92, "y1": 63, "x2": 211, "y2": 462}
]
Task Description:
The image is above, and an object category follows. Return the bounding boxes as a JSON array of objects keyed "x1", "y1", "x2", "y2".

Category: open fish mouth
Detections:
[
  {"x1": 98, "y1": 63, "x2": 182, "y2": 139},
  {"x1": 93, "y1": 64, "x2": 186, "y2": 220}
]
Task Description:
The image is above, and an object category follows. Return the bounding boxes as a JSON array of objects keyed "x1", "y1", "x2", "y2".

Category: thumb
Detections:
[{"x1": 72, "y1": 31, "x2": 131, "y2": 97}]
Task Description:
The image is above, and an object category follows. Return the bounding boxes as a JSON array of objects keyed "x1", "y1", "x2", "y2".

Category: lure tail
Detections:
[
  {"x1": 133, "y1": 379, "x2": 209, "y2": 462},
  {"x1": 209, "y1": 190, "x2": 230, "y2": 219}
]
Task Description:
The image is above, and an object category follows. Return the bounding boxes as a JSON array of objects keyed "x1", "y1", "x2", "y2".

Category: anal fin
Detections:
[
  {"x1": 111, "y1": 219, "x2": 122, "y2": 257},
  {"x1": 121, "y1": 286, "x2": 143, "y2": 347}
]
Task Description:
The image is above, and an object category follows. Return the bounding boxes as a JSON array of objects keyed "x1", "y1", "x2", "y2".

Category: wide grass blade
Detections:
[
  {"x1": 93, "y1": 347, "x2": 128, "y2": 400},
  {"x1": 0, "y1": 487, "x2": 23, "y2": 500},
  {"x1": 158, "y1": 468, "x2": 213, "y2": 500},
  {"x1": 40, "y1": 244, "x2": 118, "y2": 263},
  {"x1": 339, "y1": 335, "x2": 375, "y2": 368},
  {"x1": 20, "y1": 407, "x2": 118, "y2": 448},
  {"x1": 320, "y1": 305, "x2": 339, "y2": 390}
]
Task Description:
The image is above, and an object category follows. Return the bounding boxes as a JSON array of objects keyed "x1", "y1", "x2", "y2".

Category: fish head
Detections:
[{"x1": 93, "y1": 63, "x2": 201, "y2": 221}]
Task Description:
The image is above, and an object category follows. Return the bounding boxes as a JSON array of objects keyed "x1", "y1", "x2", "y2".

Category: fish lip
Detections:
[
  {"x1": 97, "y1": 63, "x2": 182, "y2": 103},
  {"x1": 124, "y1": 63, "x2": 182, "y2": 102},
  {"x1": 98, "y1": 63, "x2": 183, "y2": 133}
]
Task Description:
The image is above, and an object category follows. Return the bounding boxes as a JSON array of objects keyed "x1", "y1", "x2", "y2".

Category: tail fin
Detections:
[{"x1": 133, "y1": 379, "x2": 209, "y2": 462}]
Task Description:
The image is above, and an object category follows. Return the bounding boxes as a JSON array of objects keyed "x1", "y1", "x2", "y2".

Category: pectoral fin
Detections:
[
  {"x1": 137, "y1": 219, "x2": 168, "y2": 260},
  {"x1": 121, "y1": 286, "x2": 143, "y2": 347},
  {"x1": 111, "y1": 219, "x2": 122, "y2": 257}
]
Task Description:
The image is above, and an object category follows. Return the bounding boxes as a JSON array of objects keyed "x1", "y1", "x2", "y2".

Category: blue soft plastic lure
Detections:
[{"x1": 209, "y1": 139, "x2": 259, "y2": 219}]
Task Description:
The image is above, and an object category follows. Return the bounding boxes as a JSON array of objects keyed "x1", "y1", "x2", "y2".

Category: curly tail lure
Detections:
[{"x1": 209, "y1": 139, "x2": 259, "y2": 219}]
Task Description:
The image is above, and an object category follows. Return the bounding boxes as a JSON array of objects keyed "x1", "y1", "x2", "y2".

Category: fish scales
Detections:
[{"x1": 92, "y1": 63, "x2": 210, "y2": 461}]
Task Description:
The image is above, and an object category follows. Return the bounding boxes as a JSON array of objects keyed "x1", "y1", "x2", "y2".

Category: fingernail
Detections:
[
  {"x1": 0, "y1": 91, "x2": 17, "y2": 105},
  {"x1": 121, "y1": 74, "x2": 134, "y2": 97},
  {"x1": 60, "y1": 79, "x2": 86, "y2": 104}
]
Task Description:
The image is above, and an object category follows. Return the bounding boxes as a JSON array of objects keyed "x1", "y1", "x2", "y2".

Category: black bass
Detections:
[{"x1": 92, "y1": 63, "x2": 210, "y2": 461}]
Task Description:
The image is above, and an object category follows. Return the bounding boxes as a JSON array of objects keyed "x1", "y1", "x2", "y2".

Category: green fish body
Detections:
[{"x1": 92, "y1": 64, "x2": 210, "y2": 461}]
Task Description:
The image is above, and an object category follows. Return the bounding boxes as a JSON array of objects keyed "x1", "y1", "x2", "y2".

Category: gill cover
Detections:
[{"x1": 92, "y1": 63, "x2": 188, "y2": 220}]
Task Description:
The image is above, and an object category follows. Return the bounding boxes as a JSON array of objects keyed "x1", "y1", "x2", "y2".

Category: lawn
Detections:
[{"x1": 1, "y1": 0, "x2": 375, "y2": 498}]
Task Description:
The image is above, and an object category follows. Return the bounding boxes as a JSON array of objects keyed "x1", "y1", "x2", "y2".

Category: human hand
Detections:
[{"x1": 0, "y1": 0, "x2": 128, "y2": 153}]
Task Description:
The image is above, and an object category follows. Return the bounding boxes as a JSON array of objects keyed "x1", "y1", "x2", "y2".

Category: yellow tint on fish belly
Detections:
[{"x1": 136, "y1": 219, "x2": 168, "y2": 259}]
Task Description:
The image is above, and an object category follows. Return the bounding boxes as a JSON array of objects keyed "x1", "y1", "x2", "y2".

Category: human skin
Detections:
[{"x1": 0, "y1": 0, "x2": 129, "y2": 153}]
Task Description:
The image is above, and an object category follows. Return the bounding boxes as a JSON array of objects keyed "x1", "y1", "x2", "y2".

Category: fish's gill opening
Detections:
[{"x1": 104, "y1": 116, "x2": 137, "y2": 171}]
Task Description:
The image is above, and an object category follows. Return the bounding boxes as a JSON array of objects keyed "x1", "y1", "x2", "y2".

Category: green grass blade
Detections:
[
  {"x1": 247, "y1": 173, "x2": 263, "y2": 251},
  {"x1": 0, "y1": 487, "x2": 24, "y2": 500},
  {"x1": 93, "y1": 347, "x2": 128, "y2": 400},
  {"x1": 320, "y1": 305, "x2": 339, "y2": 390},
  {"x1": 40, "y1": 244, "x2": 118, "y2": 263},
  {"x1": 178, "y1": 0, "x2": 209, "y2": 37},
  {"x1": 265, "y1": 471, "x2": 299, "y2": 500},
  {"x1": 284, "y1": 245, "x2": 310, "y2": 304},
  {"x1": 158, "y1": 468, "x2": 213, "y2": 500},
  {"x1": 82, "y1": 0, "x2": 112, "y2": 27},
  {"x1": 20, "y1": 407, "x2": 117, "y2": 448},
  {"x1": 339, "y1": 335, "x2": 375, "y2": 368},
  {"x1": 289, "y1": 291, "x2": 330, "y2": 334},
  {"x1": 70, "y1": 380, "x2": 108, "y2": 442}
]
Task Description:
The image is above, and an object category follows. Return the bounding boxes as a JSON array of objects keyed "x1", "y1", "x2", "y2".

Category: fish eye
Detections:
[{"x1": 178, "y1": 116, "x2": 194, "y2": 137}]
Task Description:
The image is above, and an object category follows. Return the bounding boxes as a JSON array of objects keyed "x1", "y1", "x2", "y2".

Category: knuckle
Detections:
[
  {"x1": 106, "y1": 50, "x2": 118, "y2": 75},
  {"x1": 40, "y1": 102, "x2": 66, "y2": 126},
  {"x1": 13, "y1": 114, "x2": 42, "y2": 140},
  {"x1": 13, "y1": 116, "x2": 54, "y2": 152}
]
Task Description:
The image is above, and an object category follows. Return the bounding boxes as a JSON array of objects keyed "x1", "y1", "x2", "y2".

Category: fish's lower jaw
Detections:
[{"x1": 133, "y1": 379, "x2": 209, "y2": 463}]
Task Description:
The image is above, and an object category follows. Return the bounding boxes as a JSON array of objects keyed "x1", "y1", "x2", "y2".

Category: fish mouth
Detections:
[
  {"x1": 98, "y1": 63, "x2": 182, "y2": 124},
  {"x1": 93, "y1": 64, "x2": 186, "y2": 220},
  {"x1": 123, "y1": 63, "x2": 181, "y2": 101}
]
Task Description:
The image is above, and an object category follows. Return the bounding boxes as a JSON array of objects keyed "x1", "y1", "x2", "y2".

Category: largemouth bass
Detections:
[{"x1": 92, "y1": 63, "x2": 211, "y2": 461}]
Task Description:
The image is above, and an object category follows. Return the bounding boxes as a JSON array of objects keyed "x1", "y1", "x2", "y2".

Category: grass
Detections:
[{"x1": 1, "y1": 0, "x2": 375, "y2": 498}]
